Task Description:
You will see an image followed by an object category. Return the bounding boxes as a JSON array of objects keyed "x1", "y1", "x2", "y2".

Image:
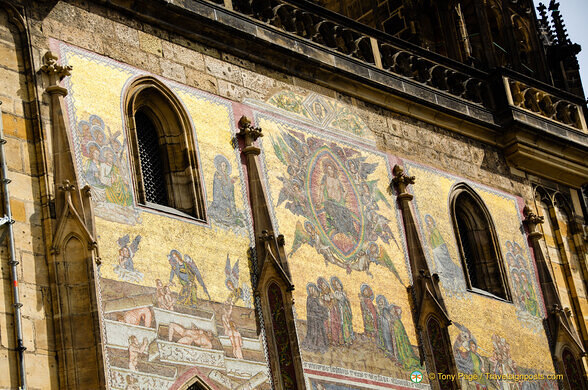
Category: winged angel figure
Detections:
[
  {"x1": 114, "y1": 234, "x2": 143, "y2": 283},
  {"x1": 168, "y1": 250, "x2": 211, "y2": 307},
  {"x1": 224, "y1": 254, "x2": 252, "y2": 308}
]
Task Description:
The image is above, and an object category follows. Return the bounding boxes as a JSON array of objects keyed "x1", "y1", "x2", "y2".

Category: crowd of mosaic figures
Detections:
[
  {"x1": 301, "y1": 278, "x2": 421, "y2": 370},
  {"x1": 505, "y1": 241, "x2": 540, "y2": 317},
  {"x1": 77, "y1": 114, "x2": 133, "y2": 206},
  {"x1": 453, "y1": 323, "x2": 556, "y2": 389}
]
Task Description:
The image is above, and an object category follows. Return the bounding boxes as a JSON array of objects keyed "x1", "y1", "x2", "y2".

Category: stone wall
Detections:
[
  {"x1": 0, "y1": 5, "x2": 58, "y2": 389},
  {"x1": 0, "y1": 0, "x2": 585, "y2": 388}
]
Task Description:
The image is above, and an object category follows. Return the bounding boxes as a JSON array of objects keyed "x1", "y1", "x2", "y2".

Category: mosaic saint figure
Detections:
[
  {"x1": 101, "y1": 147, "x2": 132, "y2": 206},
  {"x1": 117, "y1": 234, "x2": 141, "y2": 271},
  {"x1": 376, "y1": 295, "x2": 396, "y2": 357},
  {"x1": 511, "y1": 270, "x2": 526, "y2": 311},
  {"x1": 467, "y1": 340, "x2": 489, "y2": 388},
  {"x1": 453, "y1": 322, "x2": 490, "y2": 388},
  {"x1": 520, "y1": 271, "x2": 539, "y2": 316},
  {"x1": 389, "y1": 305, "x2": 420, "y2": 369},
  {"x1": 114, "y1": 234, "x2": 143, "y2": 283},
  {"x1": 424, "y1": 215, "x2": 465, "y2": 295},
  {"x1": 209, "y1": 155, "x2": 243, "y2": 226},
  {"x1": 301, "y1": 283, "x2": 329, "y2": 353},
  {"x1": 168, "y1": 250, "x2": 210, "y2": 307},
  {"x1": 77, "y1": 120, "x2": 92, "y2": 154},
  {"x1": 330, "y1": 276, "x2": 354, "y2": 345},
  {"x1": 78, "y1": 114, "x2": 136, "y2": 213},
  {"x1": 317, "y1": 277, "x2": 342, "y2": 345},
  {"x1": 359, "y1": 284, "x2": 378, "y2": 338},
  {"x1": 84, "y1": 142, "x2": 104, "y2": 188}
]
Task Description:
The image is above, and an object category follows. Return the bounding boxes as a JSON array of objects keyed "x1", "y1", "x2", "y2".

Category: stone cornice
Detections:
[{"x1": 92, "y1": 0, "x2": 588, "y2": 186}]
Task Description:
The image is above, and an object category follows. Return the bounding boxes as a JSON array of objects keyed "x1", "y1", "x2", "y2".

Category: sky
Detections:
[{"x1": 532, "y1": 0, "x2": 588, "y2": 97}]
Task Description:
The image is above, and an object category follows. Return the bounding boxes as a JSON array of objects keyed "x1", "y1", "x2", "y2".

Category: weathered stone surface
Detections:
[
  {"x1": 160, "y1": 58, "x2": 186, "y2": 83},
  {"x1": 205, "y1": 56, "x2": 243, "y2": 85},
  {"x1": 185, "y1": 67, "x2": 219, "y2": 94},
  {"x1": 162, "y1": 40, "x2": 205, "y2": 70},
  {"x1": 138, "y1": 30, "x2": 163, "y2": 56}
]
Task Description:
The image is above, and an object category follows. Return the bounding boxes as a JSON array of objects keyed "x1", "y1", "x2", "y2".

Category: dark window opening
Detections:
[
  {"x1": 452, "y1": 186, "x2": 509, "y2": 300},
  {"x1": 135, "y1": 110, "x2": 169, "y2": 207}
]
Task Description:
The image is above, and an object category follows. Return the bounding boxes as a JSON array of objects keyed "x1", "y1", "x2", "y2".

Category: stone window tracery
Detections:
[
  {"x1": 451, "y1": 183, "x2": 510, "y2": 300},
  {"x1": 124, "y1": 76, "x2": 206, "y2": 220}
]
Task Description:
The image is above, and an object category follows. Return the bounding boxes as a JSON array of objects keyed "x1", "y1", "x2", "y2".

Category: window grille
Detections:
[
  {"x1": 135, "y1": 111, "x2": 169, "y2": 206},
  {"x1": 456, "y1": 213, "x2": 479, "y2": 288}
]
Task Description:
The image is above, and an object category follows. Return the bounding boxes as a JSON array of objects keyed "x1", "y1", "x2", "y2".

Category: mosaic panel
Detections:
[
  {"x1": 404, "y1": 162, "x2": 556, "y2": 387},
  {"x1": 258, "y1": 114, "x2": 425, "y2": 388},
  {"x1": 263, "y1": 90, "x2": 372, "y2": 140},
  {"x1": 55, "y1": 40, "x2": 268, "y2": 390}
]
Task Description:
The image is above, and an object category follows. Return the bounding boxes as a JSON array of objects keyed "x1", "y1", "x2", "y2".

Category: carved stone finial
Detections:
[
  {"x1": 391, "y1": 164, "x2": 415, "y2": 195},
  {"x1": 41, "y1": 51, "x2": 72, "y2": 82},
  {"x1": 523, "y1": 205, "x2": 544, "y2": 239},
  {"x1": 237, "y1": 116, "x2": 263, "y2": 147},
  {"x1": 260, "y1": 230, "x2": 275, "y2": 242},
  {"x1": 82, "y1": 185, "x2": 92, "y2": 198},
  {"x1": 58, "y1": 180, "x2": 76, "y2": 192}
]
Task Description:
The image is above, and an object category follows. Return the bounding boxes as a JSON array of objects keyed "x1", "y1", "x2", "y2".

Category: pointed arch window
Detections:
[
  {"x1": 425, "y1": 316, "x2": 459, "y2": 389},
  {"x1": 125, "y1": 77, "x2": 206, "y2": 220},
  {"x1": 267, "y1": 282, "x2": 299, "y2": 390},
  {"x1": 451, "y1": 184, "x2": 510, "y2": 300}
]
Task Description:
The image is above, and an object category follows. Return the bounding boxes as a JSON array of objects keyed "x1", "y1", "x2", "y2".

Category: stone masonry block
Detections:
[
  {"x1": 114, "y1": 23, "x2": 139, "y2": 48},
  {"x1": 34, "y1": 318, "x2": 54, "y2": 352},
  {"x1": 162, "y1": 40, "x2": 205, "y2": 71},
  {"x1": 4, "y1": 137, "x2": 22, "y2": 172},
  {"x1": 0, "y1": 95, "x2": 14, "y2": 114},
  {"x1": 0, "y1": 349, "x2": 18, "y2": 389},
  {"x1": 25, "y1": 351, "x2": 58, "y2": 389},
  {"x1": 218, "y1": 79, "x2": 264, "y2": 102},
  {"x1": 241, "y1": 70, "x2": 277, "y2": 97},
  {"x1": 13, "y1": 221, "x2": 43, "y2": 254},
  {"x1": 160, "y1": 58, "x2": 186, "y2": 83},
  {"x1": 2, "y1": 112, "x2": 29, "y2": 140},
  {"x1": 221, "y1": 53, "x2": 256, "y2": 71},
  {"x1": 138, "y1": 31, "x2": 162, "y2": 56},
  {"x1": 205, "y1": 56, "x2": 243, "y2": 85},
  {"x1": 0, "y1": 41, "x2": 20, "y2": 72},
  {"x1": 18, "y1": 283, "x2": 46, "y2": 320},
  {"x1": 0, "y1": 310, "x2": 15, "y2": 349},
  {"x1": 10, "y1": 199, "x2": 26, "y2": 223},
  {"x1": 8, "y1": 172, "x2": 39, "y2": 201},
  {"x1": 22, "y1": 140, "x2": 37, "y2": 176},
  {"x1": 19, "y1": 252, "x2": 50, "y2": 286},
  {"x1": 185, "y1": 67, "x2": 218, "y2": 95},
  {"x1": 21, "y1": 316, "x2": 34, "y2": 352}
]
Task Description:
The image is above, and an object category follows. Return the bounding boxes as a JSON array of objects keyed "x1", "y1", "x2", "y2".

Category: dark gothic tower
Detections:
[{"x1": 312, "y1": 0, "x2": 584, "y2": 97}]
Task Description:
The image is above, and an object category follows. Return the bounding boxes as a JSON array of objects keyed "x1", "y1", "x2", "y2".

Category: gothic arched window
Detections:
[
  {"x1": 426, "y1": 316, "x2": 458, "y2": 389},
  {"x1": 562, "y1": 347, "x2": 587, "y2": 389},
  {"x1": 451, "y1": 184, "x2": 510, "y2": 300},
  {"x1": 267, "y1": 282, "x2": 299, "y2": 390},
  {"x1": 125, "y1": 77, "x2": 206, "y2": 220}
]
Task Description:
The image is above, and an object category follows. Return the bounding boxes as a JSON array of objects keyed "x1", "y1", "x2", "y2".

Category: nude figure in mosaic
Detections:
[
  {"x1": 121, "y1": 307, "x2": 152, "y2": 328},
  {"x1": 168, "y1": 322, "x2": 213, "y2": 349},
  {"x1": 128, "y1": 335, "x2": 148, "y2": 371}
]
